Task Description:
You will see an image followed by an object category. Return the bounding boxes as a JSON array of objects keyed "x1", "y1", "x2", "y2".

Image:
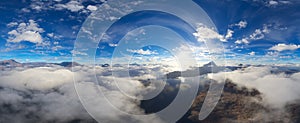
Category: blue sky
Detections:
[{"x1": 0, "y1": 0, "x2": 300, "y2": 65}]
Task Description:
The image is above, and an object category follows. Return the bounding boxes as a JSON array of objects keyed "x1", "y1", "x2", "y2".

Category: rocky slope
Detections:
[{"x1": 185, "y1": 79, "x2": 300, "y2": 123}]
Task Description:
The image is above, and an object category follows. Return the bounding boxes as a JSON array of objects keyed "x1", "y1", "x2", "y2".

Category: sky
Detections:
[{"x1": 0, "y1": 0, "x2": 300, "y2": 65}]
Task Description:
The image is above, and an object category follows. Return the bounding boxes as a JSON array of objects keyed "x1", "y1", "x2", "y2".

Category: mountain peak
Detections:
[
  {"x1": 57, "y1": 62, "x2": 81, "y2": 67},
  {"x1": 203, "y1": 61, "x2": 217, "y2": 67},
  {"x1": 0, "y1": 59, "x2": 22, "y2": 66}
]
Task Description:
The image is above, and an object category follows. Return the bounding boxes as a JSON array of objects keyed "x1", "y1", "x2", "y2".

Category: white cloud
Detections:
[
  {"x1": 1, "y1": 43, "x2": 26, "y2": 52},
  {"x1": 0, "y1": 67, "x2": 73, "y2": 91},
  {"x1": 51, "y1": 45, "x2": 63, "y2": 51},
  {"x1": 7, "y1": 22, "x2": 18, "y2": 27},
  {"x1": 266, "y1": 0, "x2": 291, "y2": 6},
  {"x1": 193, "y1": 23, "x2": 226, "y2": 42},
  {"x1": 269, "y1": 0, "x2": 279, "y2": 6},
  {"x1": 0, "y1": 65, "x2": 167, "y2": 123},
  {"x1": 269, "y1": 43, "x2": 300, "y2": 52},
  {"x1": 108, "y1": 43, "x2": 118, "y2": 47},
  {"x1": 127, "y1": 49, "x2": 158, "y2": 55},
  {"x1": 262, "y1": 24, "x2": 270, "y2": 33},
  {"x1": 235, "y1": 38, "x2": 249, "y2": 44},
  {"x1": 266, "y1": 51, "x2": 279, "y2": 57},
  {"x1": 7, "y1": 20, "x2": 44, "y2": 44},
  {"x1": 209, "y1": 66, "x2": 300, "y2": 108},
  {"x1": 71, "y1": 50, "x2": 88, "y2": 56},
  {"x1": 0, "y1": 67, "x2": 98, "y2": 122},
  {"x1": 47, "y1": 33, "x2": 54, "y2": 38},
  {"x1": 250, "y1": 29, "x2": 265, "y2": 40},
  {"x1": 249, "y1": 51, "x2": 256, "y2": 56},
  {"x1": 225, "y1": 29, "x2": 234, "y2": 39},
  {"x1": 21, "y1": 8, "x2": 31, "y2": 12},
  {"x1": 251, "y1": 0, "x2": 291, "y2": 7},
  {"x1": 30, "y1": 1, "x2": 43, "y2": 11},
  {"x1": 53, "y1": 41, "x2": 59, "y2": 45},
  {"x1": 55, "y1": 1, "x2": 84, "y2": 12},
  {"x1": 234, "y1": 20, "x2": 248, "y2": 29},
  {"x1": 279, "y1": 0, "x2": 291, "y2": 4},
  {"x1": 234, "y1": 24, "x2": 270, "y2": 45},
  {"x1": 87, "y1": 5, "x2": 98, "y2": 11},
  {"x1": 23, "y1": 1, "x2": 104, "y2": 14}
]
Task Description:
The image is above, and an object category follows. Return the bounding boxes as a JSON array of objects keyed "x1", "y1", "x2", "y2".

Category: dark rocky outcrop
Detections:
[
  {"x1": 187, "y1": 80, "x2": 265, "y2": 123},
  {"x1": 166, "y1": 61, "x2": 244, "y2": 79},
  {"x1": 184, "y1": 80, "x2": 300, "y2": 123},
  {"x1": 55, "y1": 62, "x2": 81, "y2": 67}
]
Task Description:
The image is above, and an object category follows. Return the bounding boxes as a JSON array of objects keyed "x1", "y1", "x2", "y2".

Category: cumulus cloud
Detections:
[
  {"x1": 6, "y1": 22, "x2": 18, "y2": 27},
  {"x1": 7, "y1": 20, "x2": 44, "y2": 44},
  {"x1": 193, "y1": 23, "x2": 235, "y2": 43},
  {"x1": 269, "y1": 43, "x2": 300, "y2": 52},
  {"x1": 87, "y1": 5, "x2": 98, "y2": 11},
  {"x1": 225, "y1": 29, "x2": 234, "y2": 39},
  {"x1": 23, "y1": 0, "x2": 104, "y2": 14},
  {"x1": 268, "y1": 0, "x2": 279, "y2": 6},
  {"x1": 234, "y1": 24, "x2": 270, "y2": 44},
  {"x1": 55, "y1": 1, "x2": 84, "y2": 12},
  {"x1": 248, "y1": 51, "x2": 256, "y2": 56},
  {"x1": 209, "y1": 66, "x2": 300, "y2": 108},
  {"x1": 193, "y1": 23, "x2": 226, "y2": 42},
  {"x1": 235, "y1": 38, "x2": 249, "y2": 44},
  {"x1": 249, "y1": 29, "x2": 265, "y2": 40},
  {"x1": 233, "y1": 20, "x2": 248, "y2": 29}
]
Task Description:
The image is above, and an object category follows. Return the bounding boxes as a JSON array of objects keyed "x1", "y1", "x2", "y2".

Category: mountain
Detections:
[
  {"x1": 182, "y1": 79, "x2": 300, "y2": 123},
  {"x1": 186, "y1": 80, "x2": 264, "y2": 123},
  {"x1": 0, "y1": 59, "x2": 22, "y2": 67},
  {"x1": 166, "y1": 61, "x2": 225, "y2": 79},
  {"x1": 101, "y1": 64, "x2": 110, "y2": 67},
  {"x1": 55, "y1": 62, "x2": 81, "y2": 67},
  {"x1": 0, "y1": 59, "x2": 82, "y2": 68},
  {"x1": 203, "y1": 61, "x2": 217, "y2": 68}
]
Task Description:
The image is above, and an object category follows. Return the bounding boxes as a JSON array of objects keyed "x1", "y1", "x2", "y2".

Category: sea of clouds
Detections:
[
  {"x1": 0, "y1": 64, "x2": 174, "y2": 123},
  {"x1": 1, "y1": 64, "x2": 300, "y2": 122}
]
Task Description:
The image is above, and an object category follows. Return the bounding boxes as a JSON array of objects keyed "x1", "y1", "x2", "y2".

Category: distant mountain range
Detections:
[
  {"x1": 166, "y1": 61, "x2": 300, "y2": 79},
  {"x1": 0, "y1": 59, "x2": 82, "y2": 68},
  {"x1": 2, "y1": 59, "x2": 300, "y2": 76},
  {"x1": 166, "y1": 61, "x2": 243, "y2": 79}
]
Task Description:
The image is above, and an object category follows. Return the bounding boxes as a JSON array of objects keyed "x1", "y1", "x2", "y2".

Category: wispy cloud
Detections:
[{"x1": 127, "y1": 49, "x2": 158, "y2": 55}]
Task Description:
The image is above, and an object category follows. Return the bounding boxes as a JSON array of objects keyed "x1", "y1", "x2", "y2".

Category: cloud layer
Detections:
[
  {"x1": 209, "y1": 66, "x2": 300, "y2": 108},
  {"x1": 0, "y1": 65, "x2": 170, "y2": 123}
]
